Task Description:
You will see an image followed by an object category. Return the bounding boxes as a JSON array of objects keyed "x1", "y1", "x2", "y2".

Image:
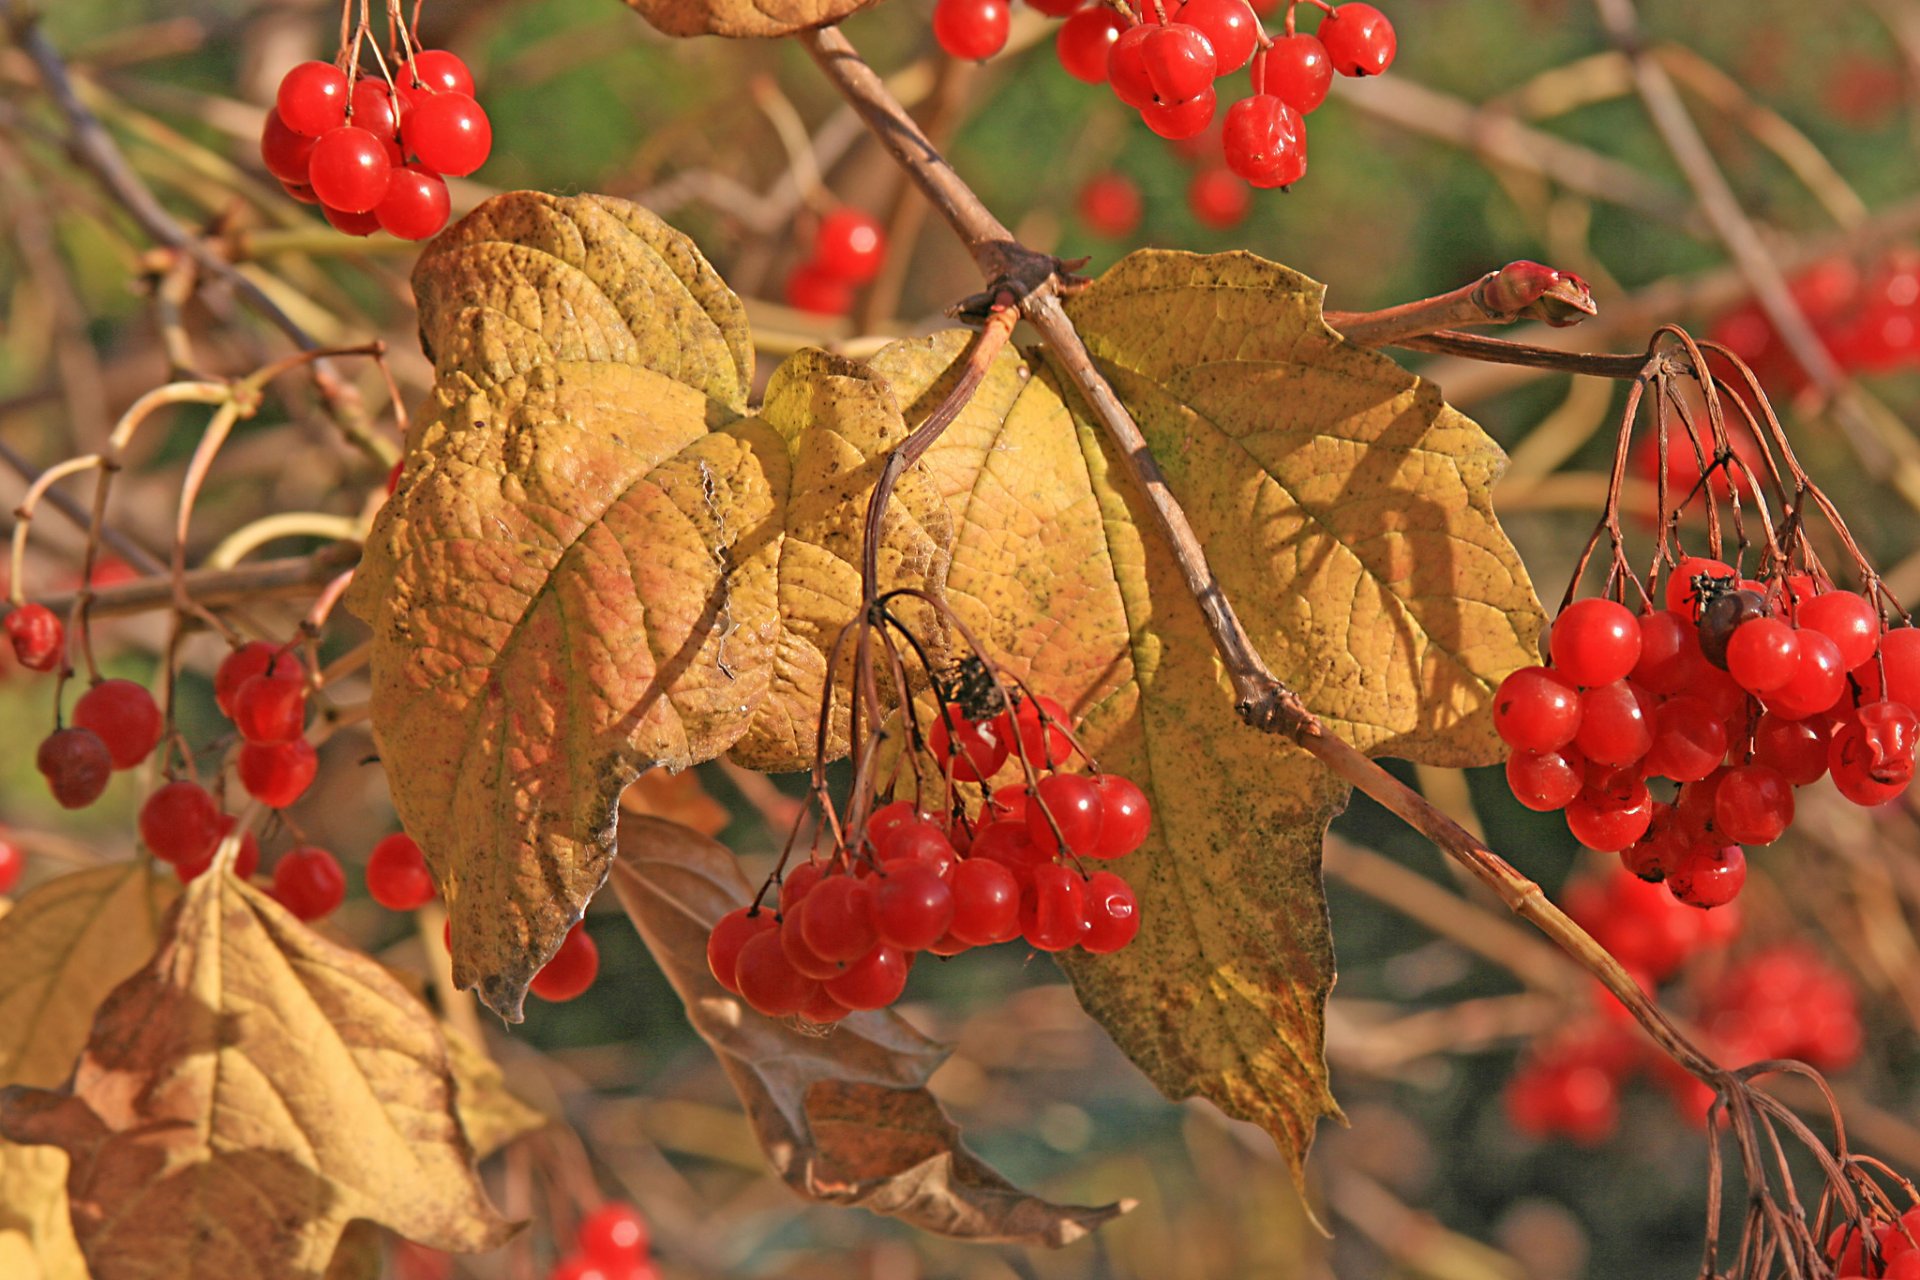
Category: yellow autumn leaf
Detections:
[
  {"x1": 0, "y1": 871, "x2": 514, "y2": 1280},
  {"x1": 615, "y1": 0, "x2": 881, "y2": 41}
]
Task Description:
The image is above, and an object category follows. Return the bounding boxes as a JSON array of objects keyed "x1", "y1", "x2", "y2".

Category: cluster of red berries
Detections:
[
  {"x1": 1829, "y1": 1206, "x2": 1920, "y2": 1280},
  {"x1": 781, "y1": 208, "x2": 888, "y2": 317},
  {"x1": 1074, "y1": 154, "x2": 1253, "y2": 237},
  {"x1": 706, "y1": 694, "x2": 1150, "y2": 1022},
  {"x1": 1711, "y1": 247, "x2": 1920, "y2": 395},
  {"x1": 1496, "y1": 567, "x2": 1914, "y2": 909},
  {"x1": 547, "y1": 1202, "x2": 655, "y2": 1280},
  {"x1": 260, "y1": 48, "x2": 489, "y2": 240}
]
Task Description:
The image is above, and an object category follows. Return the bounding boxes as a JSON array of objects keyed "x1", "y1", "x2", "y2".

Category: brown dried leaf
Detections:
[
  {"x1": 615, "y1": 0, "x2": 882, "y2": 41},
  {"x1": 607, "y1": 814, "x2": 1127, "y2": 1246},
  {"x1": 443, "y1": 1024, "x2": 549, "y2": 1160},
  {"x1": 0, "y1": 871, "x2": 514, "y2": 1280},
  {"x1": 621, "y1": 768, "x2": 730, "y2": 837},
  {"x1": 0, "y1": 1143, "x2": 85, "y2": 1280}
]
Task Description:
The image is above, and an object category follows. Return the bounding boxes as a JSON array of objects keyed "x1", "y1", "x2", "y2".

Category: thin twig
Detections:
[{"x1": 7, "y1": 545, "x2": 360, "y2": 621}]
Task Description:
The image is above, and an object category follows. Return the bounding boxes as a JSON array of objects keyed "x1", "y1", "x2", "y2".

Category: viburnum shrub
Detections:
[{"x1": 3, "y1": 0, "x2": 1919, "y2": 1277}]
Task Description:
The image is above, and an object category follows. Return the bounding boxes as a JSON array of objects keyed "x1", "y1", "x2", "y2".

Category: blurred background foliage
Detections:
[{"x1": 5, "y1": 0, "x2": 1920, "y2": 1277}]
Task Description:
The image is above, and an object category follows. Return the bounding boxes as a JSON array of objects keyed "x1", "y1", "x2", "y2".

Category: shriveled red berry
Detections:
[
  {"x1": 1222, "y1": 93, "x2": 1306, "y2": 188},
  {"x1": 366, "y1": 832, "x2": 436, "y2": 910},
  {"x1": 1317, "y1": 2, "x2": 1396, "y2": 77},
  {"x1": 1854, "y1": 700, "x2": 1920, "y2": 783},
  {"x1": 707, "y1": 907, "x2": 775, "y2": 994},
  {"x1": 271, "y1": 845, "x2": 346, "y2": 920},
  {"x1": 1080, "y1": 870, "x2": 1140, "y2": 953},
  {"x1": 139, "y1": 779, "x2": 222, "y2": 863},
  {"x1": 1831, "y1": 713, "x2": 1916, "y2": 806},
  {"x1": 5, "y1": 603, "x2": 63, "y2": 672},
  {"x1": 1021, "y1": 863, "x2": 1089, "y2": 951},
  {"x1": 72, "y1": 678, "x2": 162, "y2": 769},
  {"x1": 38, "y1": 728, "x2": 112, "y2": 809},
  {"x1": 530, "y1": 923, "x2": 599, "y2": 1001}
]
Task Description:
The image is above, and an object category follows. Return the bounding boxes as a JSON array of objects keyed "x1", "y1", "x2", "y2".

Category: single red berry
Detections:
[
  {"x1": 1175, "y1": 0, "x2": 1257, "y2": 73},
  {"x1": 1551, "y1": 599, "x2": 1642, "y2": 687},
  {"x1": 784, "y1": 261, "x2": 854, "y2": 316},
  {"x1": 1026, "y1": 0, "x2": 1080, "y2": 13},
  {"x1": 1855, "y1": 700, "x2": 1920, "y2": 782},
  {"x1": 1187, "y1": 168, "x2": 1250, "y2": 229},
  {"x1": 260, "y1": 109, "x2": 317, "y2": 184},
  {"x1": 1831, "y1": 714, "x2": 1916, "y2": 806},
  {"x1": 376, "y1": 165, "x2": 451, "y2": 241},
  {"x1": 1222, "y1": 94, "x2": 1306, "y2": 188},
  {"x1": 1714, "y1": 764, "x2": 1794, "y2": 845},
  {"x1": 934, "y1": 0, "x2": 1011, "y2": 60},
  {"x1": 1505, "y1": 746, "x2": 1584, "y2": 811},
  {"x1": 215, "y1": 642, "x2": 300, "y2": 718},
  {"x1": 577, "y1": 1203, "x2": 650, "y2": 1265},
  {"x1": 276, "y1": 61, "x2": 348, "y2": 137},
  {"x1": 969, "y1": 819, "x2": 1045, "y2": 885},
  {"x1": 1664, "y1": 556, "x2": 1735, "y2": 618},
  {"x1": 271, "y1": 845, "x2": 346, "y2": 920},
  {"x1": 72, "y1": 678, "x2": 162, "y2": 769},
  {"x1": 174, "y1": 814, "x2": 261, "y2": 883},
  {"x1": 0, "y1": 836, "x2": 25, "y2": 894},
  {"x1": 1026, "y1": 773, "x2": 1105, "y2": 857},
  {"x1": 872, "y1": 860, "x2": 955, "y2": 951},
  {"x1": 948, "y1": 858, "x2": 1022, "y2": 945},
  {"x1": 1871, "y1": 626, "x2": 1920, "y2": 708},
  {"x1": 307, "y1": 126, "x2": 392, "y2": 213},
  {"x1": 992, "y1": 694, "x2": 1076, "y2": 768},
  {"x1": 1080, "y1": 870, "x2": 1139, "y2": 953},
  {"x1": 734, "y1": 927, "x2": 816, "y2": 1016},
  {"x1": 1089, "y1": 773, "x2": 1151, "y2": 857},
  {"x1": 139, "y1": 780, "x2": 222, "y2": 863},
  {"x1": 1642, "y1": 697, "x2": 1727, "y2": 783},
  {"x1": 238, "y1": 738, "x2": 319, "y2": 809},
  {"x1": 1141, "y1": 24, "x2": 1218, "y2": 104},
  {"x1": 348, "y1": 78, "x2": 399, "y2": 140},
  {"x1": 1630, "y1": 609, "x2": 1698, "y2": 694},
  {"x1": 778, "y1": 905, "x2": 845, "y2": 980},
  {"x1": 1667, "y1": 844, "x2": 1746, "y2": 909},
  {"x1": 779, "y1": 860, "x2": 825, "y2": 913},
  {"x1": 1141, "y1": 87, "x2": 1218, "y2": 140},
  {"x1": 877, "y1": 821, "x2": 956, "y2": 876},
  {"x1": 1573, "y1": 680, "x2": 1651, "y2": 767},
  {"x1": 531, "y1": 923, "x2": 600, "y2": 1001},
  {"x1": 1798, "y1": 589, "x2": 1879, "y2": 670},
  {"x1": 1564, "y1": 775, "x2": 1653, "y2": 851},
  {"x1": 1261, "y1": 34, "x2": 1333, "y2": 113},
  {"x1": 322, "y1": 203, "x2": 381, "y2": 236},
  {"x1": 1725, "y1": 617, "x2": 1801, "y2": 694},
  {"x1": 37, "y1": 728, "x2": 112, "y2": 809},
  {"x1": 1107, "y1": 23, "x2": 1157, "y2": 108},
  {"x1": 814, "y1": 209, "x2": 886, "y2": 285},
  {"x1": 1021, "y1": 863, "x2": 1089, "y2": 951},
  {"x1": 1764, "y1": 629, "x2": 1847, "y2": 720},
  {"x1": 1056, "y1": 6, "x2": 1127, "y2": 82},
  {"x1": 5, "y1": 603, "x2": 64, "y2": 672},
  {"x1": 233, "y1": 670, "x2": 307, "y2": 744},
  {"x1": 707, "y1": 907, "x2": 775, "y2": 994},
  {"x1": 1317, "y1": 2, "x2": 1396, "y2": 77},
  {"x1": 403, "y1": 92, "x2": 492, "y2": 176},
  {"x1": 824, "y1": 943, "x2": 910, "y2": 1010},
  {"x1": 867, "y1": 800, "x2": 930, "y2": 850},
  {"x1": 1696, "y1": 589, "x2": 1769, "y2": 669},
  {"x1": 366, "y1": 832, "x2": 436, "y2": 910},
  {"x1": 1077, "y1": 172, "x2": 1143, "y2": 238},
  {"x1": 401, "y1": 50, "x2": 476, "y2": 98},
  {"x1": 1752, "y1": 711, "x2": 1829, "y2": 785},
  {"x1": 797, "y1": 984, "x2": 852, "y2": 1025},
  {"x1": 928, "y1": 703, "x2": 1008, "y2": 781},
  {"x1": 1493, "y1": 665, "x2": 1582, "y2": 751},
  {"x1": 800, "y1": 875, "x2": 878, "y2": 962}
]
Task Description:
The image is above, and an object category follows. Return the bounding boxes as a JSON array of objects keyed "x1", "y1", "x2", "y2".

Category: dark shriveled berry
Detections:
[{"x1": 1696, "y1": 589, "x2": 1768, "y2": 669}]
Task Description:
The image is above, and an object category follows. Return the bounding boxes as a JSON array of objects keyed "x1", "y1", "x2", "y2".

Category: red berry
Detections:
[
  {"x1": 1056, "y1": 6, "x2": 1126, "y2": 82},
  {"x1": 779, "y1": 860, "x2": 825, "y2": 913},
  {"x1": 875, "y1": 818, "x2": 955, "y2": 873},
  {"x1": 1714, "y1": 764, "x2": 1793, "y2": 845},
  {"x1": 531, "y1": 923, "x2": 599, "y2": 1002},
  {"x1": 233, "y1": 671, "x2": 307, "y2": 744},
  {"x1": 1493, "y1": 666, "x2": 1582, "y2": 751},
  {"x1": 1261, "y1": 34, "x2": 1333, "y2": 113},
  {"x1": 72, "y1": 678, "x2": 161, "y2": 769},
  {"x1": 867, "y1": 799, "x2": 930, "y2": 848},
  {"x1": 1222, "y1": 94, "x2": 1306, "y2": 188},
  {"x1": 1831, "y1": 713, "x2": 1916, "y2": 806},
  {"x1": 322, "y1": 203, "x2": 381, "y2": 236},
  {"x1": 1724, "y1": 617, "x2": 1801, "y2": 694},
  {"x1": 276, "y1": 61, "x2": 348, "y2": 137},
  {"x1": 969, "y1": 819, "x2": 1045, "y2": 884},
  {"x1": 823, "y1": 943, "x2": 910, "y2": 1010},
  {"x1": 1642, "y1": 697, "x2": 1727, "y2": 783},
  {"x1": 1752, "y1": 711, "x2": 1829, "y2": 785},
  {"x1": 707, "y1": 907, "x2": 775, "y2": 994},
  {"x1": 1021, "y1": 863, "x2": 1089, "y2": 951},
  {"x1": 577, "y1": 1203, "x2": 650, "y2": 1264},
  {"x1": 1630, "y1": 609, "x2": 1697, "y2": 694},
  {"x1": 1764, "y1": 629, "x2": 1847, "y2": 720},
  {"x1": 1107, "y1": 24, "x2": 1157, "y2": 109},
  {"x1": 1077, "y1": 172, "x2": 1143, "y2": 239},
  {"x1": 215, "y1": 642, "x2": 300, "y2": 718},
  {"x1": 1187, "y1": 168, "x2": 1250, "y2": 229},
  {"x1": 1027, "y1": 0, "x2": 1080, "y2": 13},
  {"x1": 1573, "y1": 680, "x2": 1651, "y2": 767},
  {"x1": 1080, "y1": 870, "x2": 1139, "y2": 953},
  {"x1": 1798, "y1": 589, "x2": 1879, "y2": 670},
  {"x1": 1565, "y1": 775, "x2": 1653, "y2": 851},
  {"x1": 1141, "y1": 24, "x2": 1218, "y2": 104},
  {"x1": 1551, "y1": 599, "x2": 1642, "y2": 687},
  {"x1": 308, "y1": 126, "x2": 392, "y2": 213},
  {"x1": 1505, "y1": 746, "x2": 1584, "y2": 811},
  {"x1": 1141, "y1": 87, "x2": 1217, "y2": 141},
  {"x1": 799, "y1": 875, "x2": 878, "y2": 962},
  {"x1": 1665, "y1": 557, "x2": 1736, "y2": 618},
  {"x1": 238, "y1": 736, "x2": 316, "y2": 805},
  {"x1": 402, "y1": 93, "x2": 492, "y2": 177},
  {"x1": 734, "y1": 927, "x2": 816, "y2": 1016},
  {"x1": 348, "y1": 78, "x2": 399, "y2": 140},
  {"x1": 1667, "y1": 844, "x2": 1746, "y2": 909},
  {"x1": 934, "y1": 0, "x2": 1011, "y2": 60},
  {"x1": 928, "y1": 703, "x2": 1008, "y2": 781},
  {"x1": 1317, "y1": 2, "x2": 1396, "y2": 77},
  {"x1": 779, "y1": 906, "x2": 845, "y2": 980},
  {"x1": 1089, "y1": 773, "x2": 1151, "y2": 857},
  {"x1": 400, "y1": 50, "x2": 476, "y2": 98},
  {"x1": 1175, "y1": 0, "x2": 1257, "y2": 74},
  {"x1": 948, "y1": 858, "x2": 1021, "y2": 945},
  {"x1": 783, "y1": 261, "x2": 853, "y2": 315},
  {"x1": 174, "y1": 814, "x2": 260, "y2": 883},
  {"x1": 38, "y1": 728, "x2": 112, "y2": 809},
  {"x1": 271, "y1": 845, "x2": 346, "y2": 920},
  {"x1": 1026, "y1": 773, "x2": 1105, "y2": 856},
  {"x1": 376, "y1": 165, "x2": 451, "y2": 241},
  {"x1": 814, "y1": 209, "x2": 886, "y2": 285},
  {"x1": 0, "y1": 837, "x2": 22, "y2": 895},
  {"x1": 798, "y1": 984, "x2": 852, "y2": 1025},
  {"x1": 5, "y1": 603, "x2": 64, "y2": 672},
  {"x1": 260, "y1": 109, "x2": 316, "y2": 184},
  {"x1": 1856, "y1": 699, "x2": 1920, "y2": 782},
  {"x1": 139, "y1": 780, "x2": 222, "y2": 864},
  {"x1": 366, "y1": 832, "x2": 436, "y2": 910},
  {"x1": 872, "y1": 860, "x2": 955, "y2": 951}
]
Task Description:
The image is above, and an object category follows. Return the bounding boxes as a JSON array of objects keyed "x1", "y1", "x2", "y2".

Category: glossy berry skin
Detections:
[
  {"x1": 814, "y1": 209, "x2": 886, "y2": 285},
  {"x1": 1505, "y1": 747, "x2": 1583, "y2": 811},
  {"x1": 348, "y1": 79, "x2": 399, "y2": 140},
  {"x1": 1725, "y1": 617, "x2": 1800, "y2": 694},
  {"x1": 307, "y1": 126, "x2": 392, "y2": 214},
  {"x1": 799, "y1": 875, "x2": 878, "y2": 962},
  {"x1": 1107, "y1": 24, "x2": 1157, "y2": 109},
  {"x1": 1630, "y1": 610, "x2": 1696, "y2": 694},
  {"x1": 238, "y1": 736, "x2": 316, "y2": 805},
  {"x1": 1141, "y1": 88, "x2": 1217, "y2": 141},
  {"x1": 1080, "y1": 871, "x2": 1139, "y2": 953},
  {"x1": 1141, "y1": 25, "x2": 1218, "y2": 105},
  {"x1": 1667, "y1": 844, "x2": 1746, "y2": 909},
  {"x1": 38, "y1": 728, "x2": 112, "y2": 809},
  {"x1": 1830, "y1": 715, "x2": 1915, "y2": 806},
  {"x1": 1551, "y1": 599, "x2": 1642, "y2": 687},
  {"x1": 276, "y1": 62, "x2": 349, "y2": 137},
  {"x1": 1493, "y1": 666, "x2": 1582, "y2": 751},
  {"x1": 577, "y1": 1202, "x2": 650, "y2": 1264},
  {"x1": 928, "y1": 704, "x2": 1007, "y2": 781},
  {"x1": 366, "y1": 832, "x2": 436, "y2": 910},
  {"x1": 970, "y1": 821, "x2": 1044, "y2": 884},
  {"x1": 376, "y1": 166, "x2": 451, "y2": 241},
  {"x1": 1643, "y1": 697, "x2": 1726, "y2": 783},
  {"x1": 260, "y1": 109, "x2": 317, "y2": 184},
  {"x1": 1798, "y1": 589, "x2": 1879, "y2": 670},
  {"x1": 530, "y1": 923, "x2": 600, "y2": 1001},
  {"x1": 322, "y1": 204, "x2": 381, "y2": 236},
  {"x1": 1765, "y1": 630, "x2": 1847, "y2": 720},
  {"x1": 734, "y1": 927, "x2": 815, "y2": 1016},
  {"x1": 824, "y1": 944, "x2": 909, "y2": 1010},
  {"x1": 215, "y1": 642, "x2": 299, "y2": 718},
  {"x1": 0, "y1": 837, "x2": 22, "y2": 895},
  {"x1": 72, "y1": 679, "x2": 161, "y2": 769},
  {"x1": 1573, "y1": 681, "x2": 1650, "y2": 767},
  {"x1": 1056, "y1": 6, "x2": 1127, "y2": 83},
  {"x1": 1222, "y1": 94, "x2": 1306, "y2": 187},
  {"x1": 5, "y1": 603, "x2": 64, "y2": 671},
  {"x1": 1077, "y1": 173, "x2": 1143, "y2": 239},
  {"x1": 1027, "y1": 773, "x2": 1105, "y2": 857},
  {"x1": 933, "y1": 0, "x2": 1011, "y2": 61},
  {"x1": 1564, "y1": 776, "x2": 1653, "y2": 852},
  {"x1": 778, "y1": 861, "x2": 825, "y2": 914},
  {"x1": 875, "y1": 818, "x2": 954, "y2": 872},
  {"x1": 401, "y1": 50, "x2": 475, "y2": 98},
  {"x1": 140, "y1": 780, "x2": 222, "y2": 864},
  {"x1": 1753, "y1": 712, "x2": 1829, "y2": 785},
  {"x1": 872, "y1": 860, "x2": 955, "y2": 951},
  {"x1": 1696, "y1": 589, "x2": 1768, "y2": 669},
  {"x1": 271, "y1": 846, "x2": 346, "y2": 921},
  {"x1": 403, "y1": 93, "x2": 492, "y2": 176},
  {"x1": 1714, "y1": 764, "x2": 1794, "y2": 845},
  {"x1": 779, "y1": 907, "x2": 844, "y2": 980},
  {"x1": 1187, "y1": 168, "x2": 1250, "y2": 229},
  {"x1": 1261, "y1": 34, "x2": 1333, "y2": 112},
  {"x1": 783, "y1": 261, "x2": 853, "y2": 315},
  {"x1": 1175, "y1": 0, "x2": 1257, "y2": 74},
  {"x1": 1027, "y1": 0, "x2": 1080, "y2": 13},
  {"x1": 1021, "y1": 864, "x2": 1089, "y2": 951},
  {"x1": 1317, "y1": 2, "x2": 1396, "y2": 77},
  {"x1": 947, "y1": 858, "x2": 1021, "y2": 945},
  {"x1": 1089, "y1": 773, "x2": 1151, "y2": 857},
  {"x1": 707, "y1": 907, "x2": 775, "y2": 994},
  {"x1": 233, "y1": 671, "x2": 307, "y2": 744}
]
